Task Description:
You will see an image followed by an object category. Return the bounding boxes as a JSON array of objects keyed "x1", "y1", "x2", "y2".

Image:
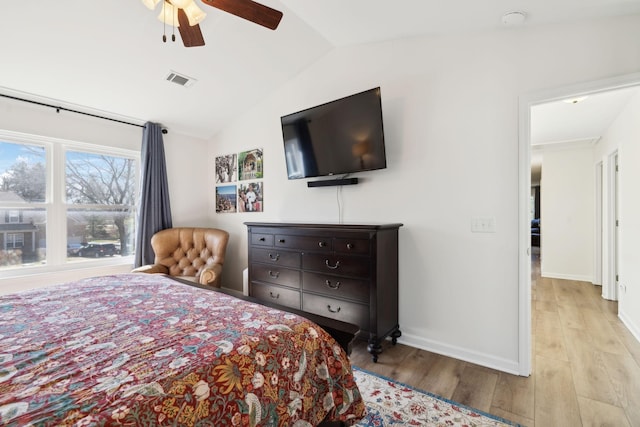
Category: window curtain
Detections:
[{"x1": 134, "y1": 122, "x2": 172, "y2": 267}]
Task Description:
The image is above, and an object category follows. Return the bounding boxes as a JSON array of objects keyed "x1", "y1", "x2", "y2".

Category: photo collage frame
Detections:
[{"x1": 215, "y1": 148, "x2": 263, "y2": 213}]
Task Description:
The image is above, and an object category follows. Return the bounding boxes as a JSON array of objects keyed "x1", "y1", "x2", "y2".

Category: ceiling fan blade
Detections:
[
  {"x1": 201, "y1": 0, "x2": 283, "y2": 30},
  {"x1": 177, "y1": 8, "x2": 205, "y2": 47}
]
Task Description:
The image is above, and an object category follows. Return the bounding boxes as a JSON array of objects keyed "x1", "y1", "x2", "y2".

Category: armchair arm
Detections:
[
  {"x1": 199, "y1": 264, "x2": 223, "y2": 287},
  {"x1": 131, "y1": 264, "x2": 170, "y2": 275}
]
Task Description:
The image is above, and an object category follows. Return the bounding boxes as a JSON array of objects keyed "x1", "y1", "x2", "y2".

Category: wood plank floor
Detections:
[{"x1": 348, "y1": 249, "x2": 640, "y2": 426}]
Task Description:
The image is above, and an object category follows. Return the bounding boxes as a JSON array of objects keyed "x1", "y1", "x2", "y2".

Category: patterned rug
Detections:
[{"x1": 353, "y1": 367, "x2": 519, "y2": 426}]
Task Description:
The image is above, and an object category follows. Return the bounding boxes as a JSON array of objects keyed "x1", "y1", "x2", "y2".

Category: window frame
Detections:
[
  {"x1": 0, "y1": 130, "x2": 140, "y2": 277},
  {"x1": 8, "y1": 211, "x2": 20, "y2": 223},
  {"x1": 6, "y1": 233, "x2": 24, "y2": 248}
]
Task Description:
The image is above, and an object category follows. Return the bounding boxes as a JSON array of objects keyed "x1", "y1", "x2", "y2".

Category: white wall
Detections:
[
  {"x1": 595, "y1": 90, "x2": 640, "y2": 341},
  {"x1": 0, "y1": 96, "x2": 210, "y2": 294},
  {"x1": 539, "y1": 144, "x2": 595, "y2": 282},
  {"x1": 162, "y1": 131, "x2": 212, "y2": 228},
  {"x1": 208, "y1": 14, "x2": 640, "y2": 373}
]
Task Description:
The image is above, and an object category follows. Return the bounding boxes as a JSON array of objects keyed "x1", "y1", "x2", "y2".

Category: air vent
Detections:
[{"x1": 165, "y1": 71, "x2": 197, "y2": 87}]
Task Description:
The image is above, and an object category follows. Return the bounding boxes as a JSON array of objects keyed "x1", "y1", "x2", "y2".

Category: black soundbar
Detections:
[{"x1": 307, "y1": 177, "x2": 359, "y2": 187}]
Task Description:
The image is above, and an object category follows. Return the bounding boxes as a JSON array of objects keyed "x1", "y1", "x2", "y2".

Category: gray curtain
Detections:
[{"x1": 134, "y1": 122, "x2": 172, "y2": 267}]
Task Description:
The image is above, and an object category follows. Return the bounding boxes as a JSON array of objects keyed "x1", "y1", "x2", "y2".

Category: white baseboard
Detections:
[
  {"x1": 619, "y1": 309, "x2": 640, "y2": 343},
  {"x1": 541, "y1": 271, "x2": 594, "y2": 283},
  {"x1": 397, "y1": 332, "x2": 521, "y2": 376}
]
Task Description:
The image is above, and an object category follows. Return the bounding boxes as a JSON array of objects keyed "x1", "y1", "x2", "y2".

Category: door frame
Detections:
[
  {"x1": 604, "y1": 151, "x2": 619, "y2": 300},
  {"x1": 517, "y1": 72, "x2": 640, "y2": 376},
  {"x1": 595, "y1": 160, "x2": 603, "y2": 287}
]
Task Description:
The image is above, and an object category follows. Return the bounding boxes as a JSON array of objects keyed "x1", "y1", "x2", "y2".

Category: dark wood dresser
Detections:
[{"x1": 245, "y1": 222, "x2": 402, "y2": 362}]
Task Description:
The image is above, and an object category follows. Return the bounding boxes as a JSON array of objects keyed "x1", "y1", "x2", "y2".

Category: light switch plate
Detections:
[{"x1": 471, "y1": 216, "x2": 496, "y2": 233}]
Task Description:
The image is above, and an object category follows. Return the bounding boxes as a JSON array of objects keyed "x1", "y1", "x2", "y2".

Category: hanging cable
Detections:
[
  {"x1": 336, "y1": 174, "x2": 350, "y2": 223},
  {"x1": 336, "y1": 185, "x2": 342, "y2": 223},
  {"x1": 163, "y1": 0, "x2": 167, "y2": 42},
  {"x1": 172, "y1": 1, "x2": 176, "y2": 42}
]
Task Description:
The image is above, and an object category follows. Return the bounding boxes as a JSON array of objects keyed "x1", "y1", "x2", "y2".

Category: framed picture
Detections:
[
  {"x1": 215, "y1": 153, "x2": 237, "y2": 183},
  {"x1": 216, "y1": 185, "x2": 237, "y2": 213},
  {"x1": 238, "y1": 148, "x2": 263, "y2": 181},
  {"x1": 237, "y1": 181, "x2": 263, "y2": 213}
]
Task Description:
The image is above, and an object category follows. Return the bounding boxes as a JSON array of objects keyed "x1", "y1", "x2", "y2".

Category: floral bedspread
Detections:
[{"x1": 0, "y1": 273, "x2": 365, "y2": 426}]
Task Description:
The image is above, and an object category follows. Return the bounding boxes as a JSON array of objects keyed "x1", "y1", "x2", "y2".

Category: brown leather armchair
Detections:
[{"x1": 132, "y1": 227, "x2": 229, "y2": 287}]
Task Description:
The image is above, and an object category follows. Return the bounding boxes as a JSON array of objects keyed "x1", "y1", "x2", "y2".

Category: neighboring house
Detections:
[{"x1": 0, "y1": 191, "x2": 39, "y2": 264}]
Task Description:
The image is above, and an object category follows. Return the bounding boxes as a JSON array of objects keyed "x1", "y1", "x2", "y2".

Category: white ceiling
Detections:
[
  {"x1": 531, "y1": 86, "x2": 640, "y2": 146},
  {"x1": 530, "y1": 85, "x2": 640, "y2": 184},
  {"x1": 1, "y1": 0, "x2": 640, "y2": 140}
]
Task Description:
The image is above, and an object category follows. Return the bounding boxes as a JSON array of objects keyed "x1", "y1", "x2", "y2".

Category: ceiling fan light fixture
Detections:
[
  {"x1": 141, "y1": 0, "x2": 161, "y2": 10},
  {"x1": 169, "y1": 0, "x2": 194, "y2": 8},
  {"x1": 145, "y1": 0, "x2": 282, "y2": 47},
  {"x1": 183, "y1": 2, "x2": 207, "y2": 26}
]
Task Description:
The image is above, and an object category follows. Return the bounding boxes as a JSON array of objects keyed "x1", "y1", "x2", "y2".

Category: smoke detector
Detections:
[
  {"x1": 165, "y1": 70, "x2": 197, "y2": 87},
  {"x1": 502, "y1": 11, "x2": 526, "y2": 26}
]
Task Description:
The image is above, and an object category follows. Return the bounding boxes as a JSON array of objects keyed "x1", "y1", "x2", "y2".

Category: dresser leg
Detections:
[
  {"x1": 367, "y1": 337, "x2": 382, "y2": 363},
  {"x1": 391, "y1": 327, "x2": 402, "y2": 345}
]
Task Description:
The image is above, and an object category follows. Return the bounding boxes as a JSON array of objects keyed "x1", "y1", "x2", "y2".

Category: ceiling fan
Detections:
[{"x1": 142, "y1": 0, "x2": 283, "y2": 47}]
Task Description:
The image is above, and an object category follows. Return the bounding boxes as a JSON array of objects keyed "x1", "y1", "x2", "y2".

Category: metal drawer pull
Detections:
[
  {"x1": 325, "y1": 280, "x2": 341, "y2": 290},
  {"x1": 325, "y1": 260, "x2": 341, "y2": 269},
  {"x1": 268, "y1": 270, "x2": 280, "y2": 278},
  {"x1": 318, "y1": 241, "x2": 327, "y2": 247},
  {"x1": 269, "y1": 292, "x2": 280, "y2": 299},
  {"x1": 327, "y1": 305, "x2": 341, "y2": 313},
  {"x1": 269, "y1": 253, "x2": 280, "y2": 261},
  {"x1": 346, "y1": 243, "x2": 354, "y2": 250},
  {"x1": 259, "y1": 237, "x2": 266, "y2": 242},
  {"x1": 279, "y1": 239, "x2": 286, "y2": 243}
]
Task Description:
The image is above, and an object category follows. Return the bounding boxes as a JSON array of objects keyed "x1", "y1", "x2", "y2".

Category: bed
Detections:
[{"x1": 0, "y1": 273, "x2": 365, "y2": 426}]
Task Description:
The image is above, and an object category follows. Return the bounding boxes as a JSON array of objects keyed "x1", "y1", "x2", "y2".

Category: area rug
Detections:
[{"x1": 353, "y1": 367, "x2": 519, "y2": 426}]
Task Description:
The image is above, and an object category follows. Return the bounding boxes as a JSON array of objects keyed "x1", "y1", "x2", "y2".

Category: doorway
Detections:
[{"x1": 518, "y1": 72, "x2": 640, "y2": 376}]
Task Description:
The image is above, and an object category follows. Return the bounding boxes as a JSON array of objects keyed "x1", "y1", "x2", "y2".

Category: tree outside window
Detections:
[{"x1": 66, "y1": 151, "x2": 137, "y2": 257}]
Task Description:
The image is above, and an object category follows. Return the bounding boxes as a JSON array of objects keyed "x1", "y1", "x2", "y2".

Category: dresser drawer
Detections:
[
  {"x1": 303, "y1": 253, "x2": 370, "y2": 278},
  {"x1": 251, "y1": 264, "x2": 300, "y2": 288},
  {"x1": 275, "y1": 234, "x2": 332, "y2": 252},
  {"x1": 251, "y1": 248, "x2": 300, "y2": 268},
  {"x1": 302, "y1": 294, "x2": 369, "y2": 329},
  {"x1": 334, "y1": 238, "x2": 370, "y2": 255},
  {"x1": 251, "y1": 282, "x2": 300, "y2": 310},
  {"x1": 251, "y1": 233, "x2": 274, "y2": 247},
  {"x1": 303, "y1": 272, "x2": 369, "y2": 303}
]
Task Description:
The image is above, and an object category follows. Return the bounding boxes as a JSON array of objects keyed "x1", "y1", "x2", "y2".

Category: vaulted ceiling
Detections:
[{"x1": 1, "y1": 0, "x2": 640, "y2": 140}]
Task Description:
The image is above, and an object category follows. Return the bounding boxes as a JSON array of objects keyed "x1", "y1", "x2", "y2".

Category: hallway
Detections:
[{"x1": 530, "y1": 248, "x2": 639, "y2": 425}]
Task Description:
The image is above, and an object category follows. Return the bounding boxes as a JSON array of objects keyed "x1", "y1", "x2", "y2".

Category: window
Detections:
[
  {"x1": 0, "y1": 135, "x2": 139, "y2": 272},
  {"x1": 65, "y1": 151, "x2": 137, "y2": 260},
  {"x1": 7, "y1": 233, "x2": 24, "y2": 248},
  {"x1": 8, "y1": 210, "x2": 20, "y2": 223},
  {"x1": 0, "y1": 141, "x2": 46, "y2": 269}
]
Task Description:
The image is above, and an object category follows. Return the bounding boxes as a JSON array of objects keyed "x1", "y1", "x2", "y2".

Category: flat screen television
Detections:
[{"x1": 280, "y1": 87, "x2": 387, "y2": 180}]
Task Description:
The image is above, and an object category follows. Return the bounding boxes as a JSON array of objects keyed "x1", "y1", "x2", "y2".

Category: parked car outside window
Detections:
[
  {"x1": 77, "y1": 243, "x2": 117, "y2": 258},
  {"x1": 67, "y1": 243, "x2": 82, "y2": 256}
]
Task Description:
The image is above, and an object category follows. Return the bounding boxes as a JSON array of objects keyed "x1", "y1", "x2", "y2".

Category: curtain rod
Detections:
[{"x1": 0, "y1": 93, "x2": 145, "y2": 129}]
